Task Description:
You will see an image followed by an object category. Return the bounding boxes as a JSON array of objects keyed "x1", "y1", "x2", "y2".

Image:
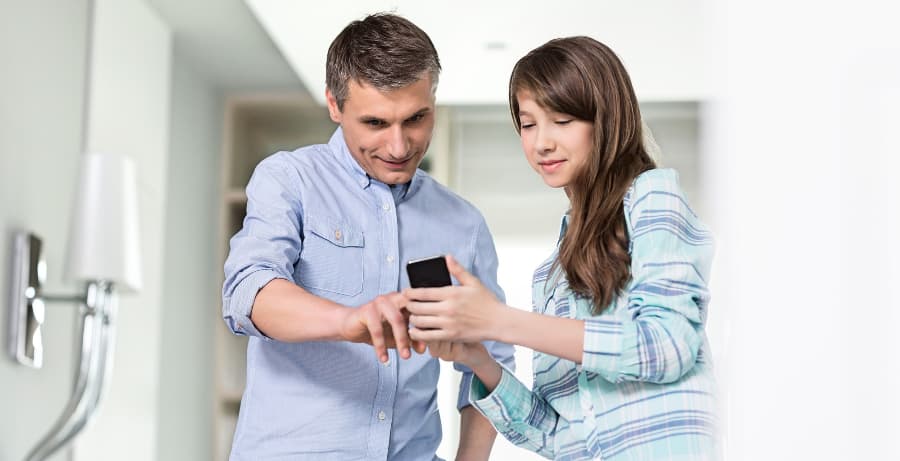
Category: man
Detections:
[{"x1": 222, "y1": 13, "x2": 515, "y2": 461}]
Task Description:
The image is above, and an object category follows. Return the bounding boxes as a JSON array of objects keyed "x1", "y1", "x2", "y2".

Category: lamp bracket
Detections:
[{"x1": 7, "y1": 232, "x2": 95, "y2": 369}]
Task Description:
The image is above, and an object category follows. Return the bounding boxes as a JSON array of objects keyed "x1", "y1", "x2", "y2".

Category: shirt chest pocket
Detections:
[{"x1": 297, "y1": 215, "x2": 365, "y2": 297}]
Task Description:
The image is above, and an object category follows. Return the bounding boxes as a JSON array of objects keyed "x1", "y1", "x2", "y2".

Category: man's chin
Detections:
[{"x1": 376, "y1": 170, "x2": 415, "y2": 185}]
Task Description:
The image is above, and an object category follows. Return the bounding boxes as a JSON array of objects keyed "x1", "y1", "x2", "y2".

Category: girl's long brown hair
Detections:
[{"x1": 509, "y1": 36, "x2": 656, "y2": 314}]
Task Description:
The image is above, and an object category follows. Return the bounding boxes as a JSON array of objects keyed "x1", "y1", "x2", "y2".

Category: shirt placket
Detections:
[
  {"x1": 367, "y1": 183, "x2": 401, "y2": 460},
  {"x1": 572, "y1": 291, "x2": 601, "y2": 458}
]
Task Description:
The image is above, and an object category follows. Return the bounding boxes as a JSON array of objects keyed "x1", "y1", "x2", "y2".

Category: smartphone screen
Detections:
[{"x1": 406, "y1": 255, "x2": 452, "y2": 288}]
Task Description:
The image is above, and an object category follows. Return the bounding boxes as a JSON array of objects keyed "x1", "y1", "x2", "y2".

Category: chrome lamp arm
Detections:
[{"x1": 8, "y1": 233, "x2": 119, "y2": 461}]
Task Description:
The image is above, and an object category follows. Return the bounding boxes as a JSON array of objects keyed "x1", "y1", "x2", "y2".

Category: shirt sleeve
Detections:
[
  {"x1": 469, "y1": 363, "x2": 558, "y2": 459},
  {"x1": 454, "y1": 217, "x2": 517, "y2": 411},
  {"x1": 222, "y1": 156, "x2": 303, "y2": 339},
  {"x1": 582, "y1": 175, "x2": 714, "y2": 384}
]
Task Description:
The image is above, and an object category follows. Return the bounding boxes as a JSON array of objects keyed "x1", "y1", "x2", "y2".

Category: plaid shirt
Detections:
[{"x1": 471, "y1": 169, "x2": 718, "y2": 460}]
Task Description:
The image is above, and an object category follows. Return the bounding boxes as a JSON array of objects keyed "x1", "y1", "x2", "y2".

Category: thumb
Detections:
[{"x1": 446, "y1": 255, "x2": 479, "y2": 286}]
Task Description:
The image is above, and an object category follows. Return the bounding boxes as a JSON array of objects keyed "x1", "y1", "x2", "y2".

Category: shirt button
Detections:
[
  {"x1": 382, "y1": 203, "x2": 390, "y2": 211},
  {"x1": 334, "y1": 230, "x2": 342, "y2": 240},
  {"x1": 377, "y1": 410, "x2": 386, "y2": 421},
  {"x1": 386, "y1": 255, "x2": 395, "y2": 263},
  {"x1": 383, "y1": 357, "x2": 391, "y2": 366}
]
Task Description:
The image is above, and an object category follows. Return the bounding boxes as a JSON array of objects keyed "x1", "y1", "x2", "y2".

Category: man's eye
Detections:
[
  {"x1": 365, "y1": 119, "x2": 386, "y2": 127},
  {"x1": 407, "y1": 113, "x2": 424, "y2": 123}
]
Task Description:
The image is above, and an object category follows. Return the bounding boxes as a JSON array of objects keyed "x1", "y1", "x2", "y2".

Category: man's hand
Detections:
[{"x1": 340, "y1": 292, "x2": 418, "y2": 362}]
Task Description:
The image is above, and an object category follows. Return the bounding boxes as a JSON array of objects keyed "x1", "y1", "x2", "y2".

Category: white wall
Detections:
[
  {"x1": 705, "y1": 2, "x2": 900, "y2": 460},
  {"x1": 0, "y1": 2, "x2": 91, "y2": 460},
  {"x1": 156, "y1": 48, "x2": 221, "y2": 461},
  {"x1": 72, "y1": 0, "x2": 172, "y2": 459},
  {"x1": 1, "y1": 1, "x2": 173, "y2": 459}
]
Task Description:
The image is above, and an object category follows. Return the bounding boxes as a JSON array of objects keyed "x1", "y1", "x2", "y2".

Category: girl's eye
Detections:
[
  {"x1": 556, "y1": 120, "x2": 572, "y2": 125},
  {"x1": 520, "y1": 123, "x2": 535, "y2": 129}
]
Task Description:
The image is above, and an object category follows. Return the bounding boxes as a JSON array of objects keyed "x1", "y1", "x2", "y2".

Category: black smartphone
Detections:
[{"x1": 406, "y1": 255, "x2": 452, "y2": 288}]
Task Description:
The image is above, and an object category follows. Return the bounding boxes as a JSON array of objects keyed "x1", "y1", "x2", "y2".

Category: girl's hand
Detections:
[
  {"x1": 405, "y1": 255, "x2": 507, "y2": 343},
  {"x1": 425, "y1": 340, "x2": 503, "y2": 392},
  {"x1": 423, "y1": 340, "x2": 492, "y2": 369}
]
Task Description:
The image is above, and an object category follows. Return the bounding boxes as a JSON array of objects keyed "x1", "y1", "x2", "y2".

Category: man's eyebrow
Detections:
[
  {"x1": 406, "y1": 108, "x2": 431, "y2": 119},
  {"x1": 357, "y1": 107, "x2": 432, "y2": 124}
]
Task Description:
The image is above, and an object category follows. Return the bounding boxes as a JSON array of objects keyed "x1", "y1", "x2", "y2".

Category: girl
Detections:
[{"x1": 406, "y1": 36, "x2": 716, "y2": 460}]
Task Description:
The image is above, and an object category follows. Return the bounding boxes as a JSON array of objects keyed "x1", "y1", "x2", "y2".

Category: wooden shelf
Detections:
[
  {"x1": 213, "y1": 93, "x2": 336, "y2": 460},
  {"x1": 224, "y1": 189, "x2": 247, "y2": 204},
  {"x1": 221, "y1": 391, "x2": 243, "y2": 405}
]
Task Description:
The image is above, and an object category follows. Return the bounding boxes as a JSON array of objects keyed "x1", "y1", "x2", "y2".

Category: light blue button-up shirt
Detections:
[{"x1": 222, "y1": 128, "x2": 515, "y2": 460}]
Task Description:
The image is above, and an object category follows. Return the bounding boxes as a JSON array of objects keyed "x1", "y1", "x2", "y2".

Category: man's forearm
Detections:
[
  {"x1": 250, "y1": 278, "x2": 348, "y2": 342},
  {"x1": 456, "y1": 405, "x2": 497, "y2": 461}
]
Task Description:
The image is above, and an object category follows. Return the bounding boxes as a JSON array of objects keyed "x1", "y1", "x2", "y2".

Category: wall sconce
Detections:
[{"x1": 7, "y1": 153, "x2": 142, "y2": 461}]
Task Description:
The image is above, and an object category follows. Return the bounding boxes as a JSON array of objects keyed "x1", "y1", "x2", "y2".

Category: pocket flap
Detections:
[{"x1": 306, "y1": 215, "x2": 364, "y2": 248}]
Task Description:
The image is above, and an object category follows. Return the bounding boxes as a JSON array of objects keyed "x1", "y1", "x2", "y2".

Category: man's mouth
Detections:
[{"x1": 379, "y1": 155, "x2": 415, "y2": 169}]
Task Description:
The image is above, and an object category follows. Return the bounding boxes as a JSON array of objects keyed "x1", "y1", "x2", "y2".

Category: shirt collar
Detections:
[
  {"x1": 327, "y1": 126, "x2": 422, "y2": 202},
  {"x1": 558, "y1": 213, "x2": 570, "y2": 244},
  {"x1": 328, "y1": 127, "x2": 371, "y2": 189},
  {"x1": 390, "y1": 183, "x2": 409, "y2": 204}
]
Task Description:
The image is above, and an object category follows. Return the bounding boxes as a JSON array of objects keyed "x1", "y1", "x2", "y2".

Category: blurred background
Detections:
[{"x1": 1, "y1": 0, "x2": 897, "y2": 460}]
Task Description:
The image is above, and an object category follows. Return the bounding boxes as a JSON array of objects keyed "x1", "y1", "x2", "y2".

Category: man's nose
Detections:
[{"x1": 385, "y1": 126, "x2": 410, "y2": 158}]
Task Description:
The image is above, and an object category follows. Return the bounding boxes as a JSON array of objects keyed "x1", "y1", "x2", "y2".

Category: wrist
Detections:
[
  {"x1": 492, "y1": 303, "x2": 520, "y2": 345},
  {"x1": 480, "y1": 300, "x2": 507, "y2": 342},
  {"x1": 464, "y1": 344, "x2": 493, "y2": 370},
  {"x1": 333, "y1": 306, "x2": 355, "y2": 342},
  {"x1": 469, "y1": 356, "x2": 502, "y2": 393}
]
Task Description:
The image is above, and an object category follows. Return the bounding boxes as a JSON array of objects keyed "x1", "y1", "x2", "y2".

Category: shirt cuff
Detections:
[
  {"x1": 224, "y1": 269, "x2": 286, "y2": 340},
  {"x1": 469, "y1": 362, "x2": 529, "y2": 425},
  {"x1": 457, "y1": 371, "x2": 474, "y2": 411},
  {"x1": 582, "y1": 318, "x2": 639, "y2": 381}
]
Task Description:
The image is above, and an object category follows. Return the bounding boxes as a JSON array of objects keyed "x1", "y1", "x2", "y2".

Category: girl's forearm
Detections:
[{"x1": 495, "y1": 307, "x2": 585, "y2": 364}]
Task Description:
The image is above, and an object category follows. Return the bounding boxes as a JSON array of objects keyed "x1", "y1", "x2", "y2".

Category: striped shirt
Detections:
[{"x1": 471, "y1": 169, "x2": 717, "y2": 460}]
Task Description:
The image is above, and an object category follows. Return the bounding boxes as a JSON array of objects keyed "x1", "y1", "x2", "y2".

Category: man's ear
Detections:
[{"x1": 325, "y1": 88, "x2": 341, "y2": 124}]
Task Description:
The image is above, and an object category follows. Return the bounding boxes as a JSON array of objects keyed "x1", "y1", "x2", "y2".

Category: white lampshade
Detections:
[{"x1": 65, "y1": 153, "x2": 143, "y2": 292}]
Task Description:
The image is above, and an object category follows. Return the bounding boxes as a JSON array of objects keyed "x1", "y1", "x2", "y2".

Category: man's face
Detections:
[{"x1": 326, "y1": 77, "x2": 436, "y2": 185}]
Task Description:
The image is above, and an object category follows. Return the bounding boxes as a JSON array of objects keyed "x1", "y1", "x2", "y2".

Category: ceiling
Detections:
[
  {"x1": 146, "y1": 0, "x2": 707, "y2": 105},
  {"x1": 246, "y1": 0, "x2": 708, "y2": 105},
  {"x1": 146, "y1": 0, "x2": 301, "y2": 91}
]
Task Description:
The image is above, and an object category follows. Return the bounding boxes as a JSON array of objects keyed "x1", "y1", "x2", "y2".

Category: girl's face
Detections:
[{"x1": 516, "y1": 91, "x2": 593, "y2": 190}]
